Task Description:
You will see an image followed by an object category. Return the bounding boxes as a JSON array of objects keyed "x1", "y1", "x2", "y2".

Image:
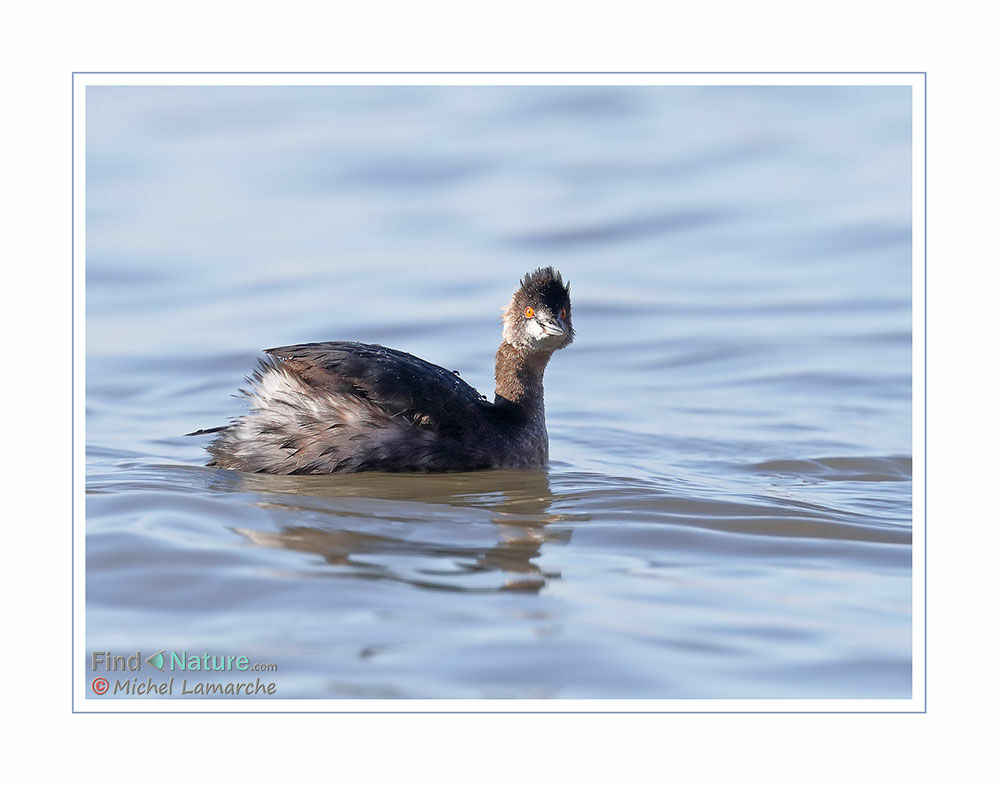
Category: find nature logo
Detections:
[{"x1": 88, "y1": 649, "x2": 280, "y2": 697}]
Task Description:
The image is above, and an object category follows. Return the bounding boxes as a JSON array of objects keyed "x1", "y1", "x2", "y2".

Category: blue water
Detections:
[{"x1": 85, "y1": 85, "x2": 912, "y2": 699}]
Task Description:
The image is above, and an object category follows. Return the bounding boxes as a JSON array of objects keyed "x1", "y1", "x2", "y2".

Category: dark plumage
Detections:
[{"x1": 192, "y1": 267, "x2": 574, "y2": 473}]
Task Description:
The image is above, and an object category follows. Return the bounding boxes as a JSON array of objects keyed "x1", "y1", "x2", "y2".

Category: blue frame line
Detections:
[
  {"x1": 71, "y1": 71, "x2": 927, "y2": 714},
  {"x1": 73, "y1": 70, "x2": 924, "y2": 75}
]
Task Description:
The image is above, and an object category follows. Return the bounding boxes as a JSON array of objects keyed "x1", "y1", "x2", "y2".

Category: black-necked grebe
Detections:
[{"x1": 190, "y1": 267, "x2": 574, "y2": 474}]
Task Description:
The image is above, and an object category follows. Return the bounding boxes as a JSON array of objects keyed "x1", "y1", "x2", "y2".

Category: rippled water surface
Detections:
[{"x1": 85, "y1": 85, "x2": 913, "y2": 699}]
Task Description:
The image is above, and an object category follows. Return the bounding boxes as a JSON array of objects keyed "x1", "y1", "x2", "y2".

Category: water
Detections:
[{"x1": 85, "y1": 85, "x2": 913, "y2": 699}]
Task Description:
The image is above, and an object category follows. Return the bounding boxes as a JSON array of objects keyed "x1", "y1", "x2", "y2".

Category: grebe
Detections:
[{"x1": 191, "y1": 267, "x2": 574, "y2": 474}]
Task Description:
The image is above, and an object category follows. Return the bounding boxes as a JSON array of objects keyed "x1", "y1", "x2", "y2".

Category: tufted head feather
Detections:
[{"x1": 517, "y1": 267, "x2": 570, "y2": 311}]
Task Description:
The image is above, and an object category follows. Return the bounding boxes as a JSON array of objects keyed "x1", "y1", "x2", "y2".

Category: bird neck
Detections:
[{"x1": 493, "y1": 341, "x2": 551, "y2": 414}]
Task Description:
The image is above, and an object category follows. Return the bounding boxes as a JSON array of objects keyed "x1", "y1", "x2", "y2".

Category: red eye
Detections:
[
  {"x1": 560, "y1": 308, "x2": 567, "y2": 320},
  {"x1": 524, "y1": 307, "x2": 535, "y2": 318}
]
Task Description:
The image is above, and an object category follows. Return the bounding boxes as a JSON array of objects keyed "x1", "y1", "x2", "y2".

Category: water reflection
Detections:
[{"x1": 222, "y1": 469, "x2": 573, "y2": 593}]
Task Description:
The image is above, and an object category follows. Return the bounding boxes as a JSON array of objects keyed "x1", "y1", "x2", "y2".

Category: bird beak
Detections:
[{"x1": 539, "y1": 318, "x2": 566, "y2": 337}]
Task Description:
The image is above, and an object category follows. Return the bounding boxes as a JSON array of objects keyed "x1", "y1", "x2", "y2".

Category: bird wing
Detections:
[{"x1": 263, "y1": 341, "x2": 492, "y2": 439}]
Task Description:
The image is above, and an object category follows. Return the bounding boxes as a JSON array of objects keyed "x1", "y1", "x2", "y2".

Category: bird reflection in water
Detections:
[{"x1": 215, "y1": 469, "x2": 579, "y2": 593}]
